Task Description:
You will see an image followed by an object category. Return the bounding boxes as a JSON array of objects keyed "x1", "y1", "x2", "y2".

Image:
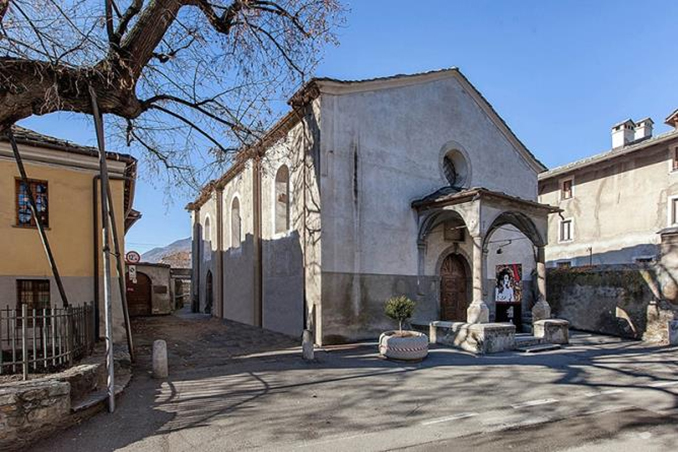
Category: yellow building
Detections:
[{"x1": 0, "y1": 127, "x2": 139, "y2": 341}]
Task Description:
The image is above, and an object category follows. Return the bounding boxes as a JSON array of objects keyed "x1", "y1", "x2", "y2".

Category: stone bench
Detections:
[
  {"x1": 533, "y1": 319, "x2": 570, "y2": 345},
  {"x1": 429, "y1": 321, "x2": 516, "y2": 355}
]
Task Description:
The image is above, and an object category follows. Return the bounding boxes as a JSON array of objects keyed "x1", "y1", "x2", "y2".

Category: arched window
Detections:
[
  {"x1": 275, "y1": 165, "x2": 290, "y2": 234},
  {"x1": 203, "y1": 216, "x2": 211, "y2": 260},
  {"x1": 231, "y1": 197, "x2": 241, "y2": 249}
]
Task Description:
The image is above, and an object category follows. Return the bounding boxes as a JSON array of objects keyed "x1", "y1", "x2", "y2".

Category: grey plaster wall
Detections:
[
  {"x1": 539, "y1": 135, "x2": 678, "y2": 266},
  {"x1": 195, "y1": 101, "x2": 321, "y2": 338},
  {"x1": 319, "y1": 75, "x2": 540, "y2": 278},
  {"x1": 133, "y1": 264, "x2": 173, "y2": 315},
  {"x1": 197, "y1": 189, "x2": 220, "y2": 314},
  {"x1": 321, "y1": 271, "x2": 438, "y2": 344},
  {"x1": 262, "y1": 233, "x2": 304, "y2": 337}
]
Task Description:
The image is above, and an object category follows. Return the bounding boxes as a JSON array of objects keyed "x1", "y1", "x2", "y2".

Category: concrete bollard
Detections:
[
  {"x1": 152, "y1": 340, "x2": 168, "y2": 379},
  {"x1": 302, "y1": 329, "x2": 314, "y2": 361}
]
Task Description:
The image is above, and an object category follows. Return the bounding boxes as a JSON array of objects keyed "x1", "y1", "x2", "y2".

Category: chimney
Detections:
[
  {"x1": 611, "y1": 119, "x2": 635, "y2": 148},
  {"x1": 634, "y1": 117, "x2": 654, "y2": 141},
  {"x1": 666, "y1": 109, "x2": 678, "y2": 129}
]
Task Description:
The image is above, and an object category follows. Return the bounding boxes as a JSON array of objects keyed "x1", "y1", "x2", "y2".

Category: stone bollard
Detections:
[
  {"x1": 302, "y1": 329, "x2": 314, "y2": 361},
  {"x1": 152, "y1": 340, "x2": 168, "y2": 379}
]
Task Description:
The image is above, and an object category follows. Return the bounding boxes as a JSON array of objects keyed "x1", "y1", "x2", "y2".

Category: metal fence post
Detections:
[
  {"x1": 67, "y1": 306, "x2": 73, "y2": 367},
  {"x1": 21, "y1": 304, "x2": 28, "y2": 380}
]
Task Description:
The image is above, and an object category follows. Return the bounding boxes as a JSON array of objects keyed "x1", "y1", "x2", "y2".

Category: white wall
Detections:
[{"x1": 320, "y1": 75, "x2": 539, "y2": 277}]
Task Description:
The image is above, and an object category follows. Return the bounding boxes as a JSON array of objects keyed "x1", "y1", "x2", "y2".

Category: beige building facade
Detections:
[
  {"x1": 0, "y1": 127, "x2": 139, "y2": 341},
  {"x1": 539, "y1": 112, "x2": 678, "y2": 267}
]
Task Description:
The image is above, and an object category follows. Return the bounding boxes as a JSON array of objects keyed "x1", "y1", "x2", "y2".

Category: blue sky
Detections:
[{"x1": 20, "y1": 0, "x2": 678, "y2": 253}]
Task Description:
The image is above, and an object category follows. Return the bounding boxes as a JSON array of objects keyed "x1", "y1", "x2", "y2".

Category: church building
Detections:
[{"x1": 187, "y1": 68, "x2": 559, "y2": 345}]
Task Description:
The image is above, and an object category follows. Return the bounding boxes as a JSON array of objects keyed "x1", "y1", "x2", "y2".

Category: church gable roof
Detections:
[
  {"x1": 189, "y1": 68, "x2": 547, "y2": 209},
  {"x1": 291, "y1": 68, "x2": 547, "y2": 174}
]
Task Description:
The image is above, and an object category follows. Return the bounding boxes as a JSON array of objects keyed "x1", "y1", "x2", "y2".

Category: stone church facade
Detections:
[{"x1": 188, "y1": 68, "x2": 558, "y2": 345}]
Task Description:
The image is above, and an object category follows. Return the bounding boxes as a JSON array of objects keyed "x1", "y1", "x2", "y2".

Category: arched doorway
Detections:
[
  {"x1": 440, "y1": 254, "x2": 469, "y2": 321},
  {"x1": 126, "y1": 272, "x2": 152, "y2": 317},
  {"x1": 205, "y1": 270, "x2": 213, "y2": 314}
]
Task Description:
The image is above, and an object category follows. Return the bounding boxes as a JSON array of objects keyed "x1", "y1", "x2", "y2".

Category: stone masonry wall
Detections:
[
  {"x1": 547, "y1": 265, "x2": 678, "y2": 342},
  {"x1": 0, "y1": 380, "x2": 71, "y2": 450}
]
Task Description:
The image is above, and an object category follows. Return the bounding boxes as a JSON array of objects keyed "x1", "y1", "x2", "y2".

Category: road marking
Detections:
[
  {"x1": 649, "y1": 380, "x2": 678, "y2": 388},
  {"x1": 511, "y1": 398, "x2": 559, "y2": 409},
  {"x1": 421, "y1": 412, "x2": 479, "y2": 426},
  {"x1": 584, "y1": 389, "x2": 625, "y2": 397}
]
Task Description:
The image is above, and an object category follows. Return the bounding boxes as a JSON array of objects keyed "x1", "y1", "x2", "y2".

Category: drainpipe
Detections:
[
  {"x1": 92, "y1": 174, "x2": 134, "y2": 358},
  {"x1": 253, "y1": 156, "x2": 263, "y2": 327}
]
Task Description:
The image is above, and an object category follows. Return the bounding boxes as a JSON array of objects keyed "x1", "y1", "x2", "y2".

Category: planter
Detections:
[{"x1": 378, "y1": 330, "x2": 429, "y2": 361}]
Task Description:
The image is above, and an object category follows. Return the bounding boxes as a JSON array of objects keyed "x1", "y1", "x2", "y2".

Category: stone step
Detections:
[
  {"x1": 71, "y1": 371, "x2": 131, "y2": 413},
  {"x1": 514, "y1": 335, "x2": 543, "y2": 348},
  {"x1": 517, "y1": 343, "x2": 562, "y2": 353}
]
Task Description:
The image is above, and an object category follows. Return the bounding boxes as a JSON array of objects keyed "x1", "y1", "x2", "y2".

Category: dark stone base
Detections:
[{"x1": 321, "y1": 271, "x2": 439, "y2": 344}]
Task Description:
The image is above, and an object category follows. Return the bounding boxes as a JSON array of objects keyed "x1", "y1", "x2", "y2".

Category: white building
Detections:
[{"x1": 188, "y1": 68, "x2": 557, "y2": 344}]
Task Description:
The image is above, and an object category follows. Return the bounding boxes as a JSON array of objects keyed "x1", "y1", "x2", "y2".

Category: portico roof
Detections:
[{"x1": 411, "y1": 187, "x2": 560, "y2": 213}]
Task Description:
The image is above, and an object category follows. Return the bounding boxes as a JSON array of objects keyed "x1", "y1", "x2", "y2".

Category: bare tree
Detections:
[{"x1": 0, "y1": 0, "x2": 344, "y2": 188}]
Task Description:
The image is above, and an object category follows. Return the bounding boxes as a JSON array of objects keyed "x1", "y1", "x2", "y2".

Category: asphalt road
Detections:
[{"x1": 29, "y1": 313, "x2": 678, "y2": 452}]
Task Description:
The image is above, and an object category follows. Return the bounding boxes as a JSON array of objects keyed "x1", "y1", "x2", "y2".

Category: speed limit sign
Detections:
[{"x1": 125, "y1": 251, "x2": 141, "y2": 264}]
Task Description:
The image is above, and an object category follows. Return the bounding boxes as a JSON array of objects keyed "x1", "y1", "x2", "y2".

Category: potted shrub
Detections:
[{"x1": 379, "y1": 296, "x2": 429, "y2": 361}]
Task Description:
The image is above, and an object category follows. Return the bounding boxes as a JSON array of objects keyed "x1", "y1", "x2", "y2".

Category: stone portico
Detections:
[{"x1": 413, "y1": 187, "x2": 569, "y2": 353}]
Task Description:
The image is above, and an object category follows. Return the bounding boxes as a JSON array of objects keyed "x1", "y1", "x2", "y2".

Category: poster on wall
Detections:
[{"x1": 495, "y1": 264, "x2": 522, "y2": 303}]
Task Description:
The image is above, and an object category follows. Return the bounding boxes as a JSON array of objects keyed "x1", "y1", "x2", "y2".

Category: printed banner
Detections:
[{"x1": 495, "y1": 264, "x2": 522, "y2": 303}]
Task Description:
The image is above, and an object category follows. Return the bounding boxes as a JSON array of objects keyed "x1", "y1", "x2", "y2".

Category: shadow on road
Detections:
[{"x1": 29, "y1": 311, "x2": 678, "y2": 452}]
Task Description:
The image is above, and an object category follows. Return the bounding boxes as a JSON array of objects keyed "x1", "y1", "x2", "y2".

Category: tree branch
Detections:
[{"x1": 148, "y1": 103, "x2": 228, "y2": 152}]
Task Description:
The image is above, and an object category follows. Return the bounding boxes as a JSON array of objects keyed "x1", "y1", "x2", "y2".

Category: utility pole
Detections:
[{"x1": 90, "y1": 87, "x2": 115, "y2": 413}]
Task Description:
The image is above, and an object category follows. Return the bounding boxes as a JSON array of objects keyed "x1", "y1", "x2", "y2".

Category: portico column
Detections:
[
  {"x1": 467, "y1": 233, "x2": 489, "y2": 323},
  {"x1": 532, "y1": 246, "x2": 551, "y2": 322}
]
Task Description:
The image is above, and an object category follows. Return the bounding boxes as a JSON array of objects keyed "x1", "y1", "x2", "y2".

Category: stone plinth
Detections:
[
  {"x1": 533, "y1": 319, "x2": 570, "y2": 344},
  {"x1": 430, "y1": 321, "x2": 516, "y2": 354}
]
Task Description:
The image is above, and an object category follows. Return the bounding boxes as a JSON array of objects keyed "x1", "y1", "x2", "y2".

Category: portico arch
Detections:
[
  {"x1": 483, "y1": 211, "x2": 545, "y2": 249},
  {"x1": 412, "y1": 187, "x2": 559, "y2": 325}
]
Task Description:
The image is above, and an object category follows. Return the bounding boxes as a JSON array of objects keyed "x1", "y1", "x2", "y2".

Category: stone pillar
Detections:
[
  {"x1": 532, "y1": 246, "x2": 551, "y2": 322},
  {"x1": 467, "y1": 234, "x2": 489, "y2": 323}
]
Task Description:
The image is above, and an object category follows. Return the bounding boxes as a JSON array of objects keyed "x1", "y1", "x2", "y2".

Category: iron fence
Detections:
[{"x1": 0, "y1": 302, "x2": 95, "y2": 379}]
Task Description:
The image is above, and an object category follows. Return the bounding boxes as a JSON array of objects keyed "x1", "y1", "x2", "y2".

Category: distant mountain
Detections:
[{"x1": 141, "y1": 238, "x2": 192, "y2": 268}]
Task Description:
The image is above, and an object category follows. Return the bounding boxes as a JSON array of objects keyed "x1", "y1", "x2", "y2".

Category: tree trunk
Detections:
[{"x1": 0, "y1": 0, "x2": 184, "y2": 131}]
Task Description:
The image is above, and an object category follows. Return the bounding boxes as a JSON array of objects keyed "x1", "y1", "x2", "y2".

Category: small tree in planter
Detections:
[
  {"x1": 379, "y1": 295, "x2": 428, "y2": 361},
  {"x1": 384, "y1": 296, "x2": 416, "y2": 336}
]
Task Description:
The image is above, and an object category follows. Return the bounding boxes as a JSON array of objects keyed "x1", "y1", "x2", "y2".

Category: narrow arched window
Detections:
[
  {"x1": 231, "y1": 197, "x2": 241, "y2": 249},
  {"x1": 203, "y1": 216, "x2": 211, "y2": 260},
  {"x1": 275, "y1": 165, "x2": 290, "y2": 234}
]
